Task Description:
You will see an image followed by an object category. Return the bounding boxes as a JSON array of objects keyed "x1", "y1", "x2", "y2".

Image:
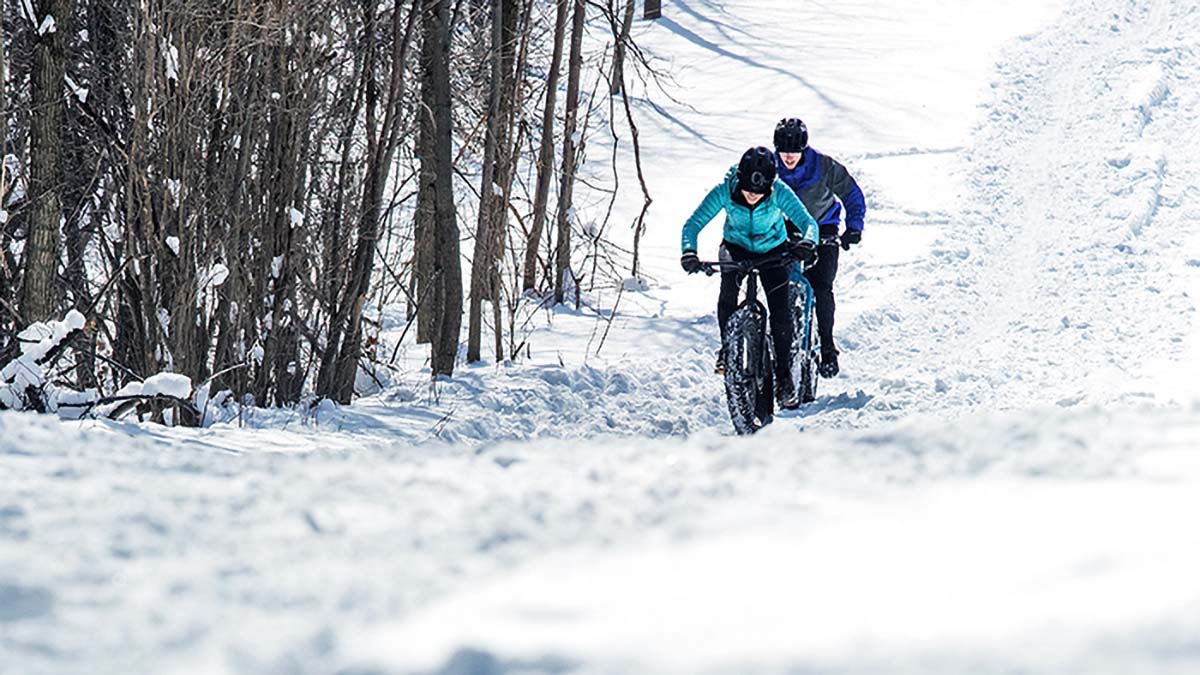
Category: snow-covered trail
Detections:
[
  {"x1": 355, "y1": 0, "x2": 1200, "y2": 670},
  {"x1": 7, "y1": 400, "x2": 1200, "y2": 674},
  {"x1": 830, "y1": 0, "x2": 1200, "y2": 424},
  {"x1": 5, "y1": 1, "x2": 1200, "y2": 674},
  {"x1": 617, "y1": 0, "x2": 1200, "y2": 432}
]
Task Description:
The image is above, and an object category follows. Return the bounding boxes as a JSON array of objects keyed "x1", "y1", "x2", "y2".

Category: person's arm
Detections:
[
  {"x1": 774, "y1": 179, "x2": 818, "y2": 243},
  {"x1": 823, "y1": 155, "x2": 866, "y2": 231},
  {"x1": 681, "y1": 183, "x2": 727, "y2": 252}
]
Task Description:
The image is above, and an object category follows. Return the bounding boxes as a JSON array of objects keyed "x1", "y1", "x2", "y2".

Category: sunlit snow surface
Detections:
[{"x1": 6, "y1": 0, "x2": 1200, "y2": 673}]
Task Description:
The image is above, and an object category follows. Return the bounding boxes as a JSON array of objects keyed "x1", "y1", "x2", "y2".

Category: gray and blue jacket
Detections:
[{"x1": 775, "y1": 147, "x2": 865, "y2": 238}]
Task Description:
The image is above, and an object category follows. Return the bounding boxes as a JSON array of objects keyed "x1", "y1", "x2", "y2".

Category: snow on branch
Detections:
[
  {"x1": 19, "y1": 0, "x2": 37, "y2": 27},
  {"x1": 0, "y1": 310, "x2": 88, "y2": 412}
]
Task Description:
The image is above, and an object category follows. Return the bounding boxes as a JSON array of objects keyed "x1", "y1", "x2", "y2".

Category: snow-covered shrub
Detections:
[
  {"x1": 1, "y1": 311, "x2": 202, "y2": 426},
  {"x1": 0, "y1": 310, "x2": 91, "y2": 414}
]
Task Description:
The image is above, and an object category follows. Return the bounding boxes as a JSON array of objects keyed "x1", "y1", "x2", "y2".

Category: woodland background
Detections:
[{"x1": 0, "y1": 0, "x2": 662, "y2": 417}]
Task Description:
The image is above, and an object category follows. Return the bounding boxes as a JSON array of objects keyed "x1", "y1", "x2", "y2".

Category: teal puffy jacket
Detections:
[{"x1": 681, "y1": 166, "x2": 818, "y2": 254}]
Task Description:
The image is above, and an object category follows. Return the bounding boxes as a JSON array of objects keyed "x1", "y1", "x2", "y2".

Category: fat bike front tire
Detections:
[
  {"x1": 723, "y1": 307, "x2": 774, "y2": 434},
  {"x1": 790, "y1": 283, "x2": 820, "y2": 405}
]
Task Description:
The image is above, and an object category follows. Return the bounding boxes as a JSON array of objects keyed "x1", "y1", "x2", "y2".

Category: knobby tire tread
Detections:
[
  {"x1": 790, "y1": 282, "x2": 820, "y2": 404},
  {"x1": 724, "y1": 307, "x2": 772, "y2": 434}
]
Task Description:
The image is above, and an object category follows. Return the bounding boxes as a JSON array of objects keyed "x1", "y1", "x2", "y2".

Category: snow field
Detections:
[{"x1": 6, "y1": 402, "x2": 1200, "y2": 674}]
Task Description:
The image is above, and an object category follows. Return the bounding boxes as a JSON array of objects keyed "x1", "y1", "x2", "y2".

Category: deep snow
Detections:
[{"x1": 4, "y1": 0, "x2": 1200, "y2": 673}]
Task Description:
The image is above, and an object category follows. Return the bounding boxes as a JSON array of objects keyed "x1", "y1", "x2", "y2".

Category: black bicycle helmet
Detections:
[
  {"x1": 773, "y1": 118, "x2": 809, "y2": 153},
  {"x1": 737, "y1": 146, "x2": 776, "y2": 194}
]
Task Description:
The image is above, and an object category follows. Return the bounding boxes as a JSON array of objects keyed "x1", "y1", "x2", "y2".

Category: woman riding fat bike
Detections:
[
  {"x1": 699, "y1": 246, "x2": 818, "y2": 433},
  {"x1": 680, "y1": 146, "x2": 819, "y2": 408}
]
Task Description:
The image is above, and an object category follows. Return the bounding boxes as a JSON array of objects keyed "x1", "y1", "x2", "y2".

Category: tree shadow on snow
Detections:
[
  {"x1": 628, "y1": 94, "x2": 733, "y2": 150},
  {"x1": 656, "y1": 17, "x2": 855, "y2": 118},
  {"x1": 672, "y1": 0, "x2": 758, "y2": 44}
]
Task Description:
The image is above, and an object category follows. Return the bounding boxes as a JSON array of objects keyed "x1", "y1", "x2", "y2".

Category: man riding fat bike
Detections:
[
  {"x1": 680, "y1": 146, "x2": 819, "y2": 408},
  {"x1": 773, "y1": 118, "x2": 867, "y2": 378}
]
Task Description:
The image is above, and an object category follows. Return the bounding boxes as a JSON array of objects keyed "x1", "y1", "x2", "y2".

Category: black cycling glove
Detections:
[
  {"x1": 789, "y1": 238, "x2": 818, "y2": 265},
  {"x1": 840, "y1": 229, "x2": 862, "y2": 251}
]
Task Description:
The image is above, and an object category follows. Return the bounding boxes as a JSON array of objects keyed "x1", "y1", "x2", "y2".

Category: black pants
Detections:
[
  {"x1": 717, "y1": 241, "x2": 794, "y2": 380},
  {"x1": 804, "y1": 241, "x2": 839, "y2": 354}
]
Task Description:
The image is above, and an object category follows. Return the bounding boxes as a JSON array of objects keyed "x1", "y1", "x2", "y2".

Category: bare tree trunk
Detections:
[
  {"x1": 521, "y1": 0, "x2": 568, "y2": 293},
  {"x1": 113, "y1": 0, "x2": 169, "y2": 382},
  {"x1": 61, "y1": 161, "x2": 95, "y2": 387},
  {"x1": 323, "y1": 0, "x2": 419, "y2": 400},
  {"x1": 214, "y1": 35, "x2": 268, "y2": 396},
  {"x1": 316, "y1": 0, "x2": 375, "y2": 402},
  {"x1": 492, "y1": 0, "x2": 529, "y2": 360},
  {"x1": 553, "y1": 0, "x2": 585, "y2": 306},
  {"x1": 1, "y1": 6, "x2": 8, "y2": 210},
  {"x1": 1, "y1": 3, "x2": 12, "y2": 342},
  {"x1": 424, "y1": 0, "x2": 461, "y2": 376},
  {"x1": 609, "y1": 0, "x2": 634, "y2": 96},
  {"x1": 315, "y1": 61, "x2": 365, "y2": 386},
  {"x1": 468, "y1": 0, "x2": 524, "y2": 363},
  {"x1": 413, "y1": 0, "x2": 440, "y2": 347},
  {"x1": 412, "y1": 0, "x2": 446, "y2": 345},
  {"x1": 413, "y1": 108, "x2": 435, "y2": 345},
  {"x1": 467, "y1": 0, "x2": 503, "y2": 364},
  {"x1": 256, "y1": 7, "x2": 316, "y2": 406},
  {"x1": 162, "y1": 7, "x2": 205, "y2": 386},
  {"x1": 608, "y1": 1, "x2": 654, "y2": 279},
  {"x1": 22, "y1": 0, "x2": 74, "y2": 324}
]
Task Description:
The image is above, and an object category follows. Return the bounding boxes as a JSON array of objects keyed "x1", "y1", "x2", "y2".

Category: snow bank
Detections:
[
  {"x1": 1128, "y1": 61, "x2": 1170, "y2": 128},
  {"x1": 140, "y1": 372, "x2": 193, "y2": 399},
  {"x1": 3, "y1": 404, "x2": 1198, "y2": 674}
]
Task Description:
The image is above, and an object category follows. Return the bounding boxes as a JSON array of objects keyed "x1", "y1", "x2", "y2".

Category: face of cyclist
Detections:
[
  {"x1": 779, "y1": 151, "x2": 803, "y2": 170},
  {"x1": 741, "y1": 189, "x2": 765, "y2": 205}
]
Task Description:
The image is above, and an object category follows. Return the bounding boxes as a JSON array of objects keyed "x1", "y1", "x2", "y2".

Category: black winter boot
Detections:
[
  {"x1": 776, "y1": 375, "x2": 800, "y2": 410},
  {"x1": 818, "y1": 348, "x2": 839, "y2": 378}
]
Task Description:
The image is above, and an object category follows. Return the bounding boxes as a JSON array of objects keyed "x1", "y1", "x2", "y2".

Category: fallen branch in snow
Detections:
[
  {"x1": 77, "y1": 393, "x2": 201, "y2": 427},
  {"x1": 89, "y1": 352, "x2": 145, "y2": 386},
  {"x1": 35, "y1": 325, "x2": 88, "y2": 373},
  {"x1": 430, "y1": 407, "x2": 455, "y2": 438}
]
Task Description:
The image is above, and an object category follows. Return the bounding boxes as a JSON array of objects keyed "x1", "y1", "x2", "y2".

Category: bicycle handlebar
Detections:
[{"x1": 699, "y1": 249, "x2": 811, "y2": 276}]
